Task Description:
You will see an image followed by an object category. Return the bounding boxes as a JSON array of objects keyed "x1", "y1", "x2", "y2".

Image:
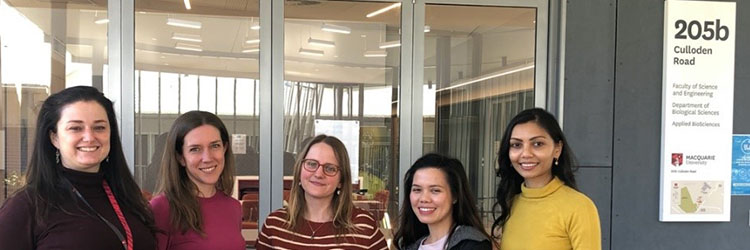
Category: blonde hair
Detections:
[
  {"x1": 286, "y1": 134, "x2": 356, "y2": 236},
  {"x1": 156, "y1": 111, "x2": 235, "y2": 234}
]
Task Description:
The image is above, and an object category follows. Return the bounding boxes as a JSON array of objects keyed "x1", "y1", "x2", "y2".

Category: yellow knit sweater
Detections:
[{"x1": 500, "y1": 177, "x2": 601, "y2": 250}]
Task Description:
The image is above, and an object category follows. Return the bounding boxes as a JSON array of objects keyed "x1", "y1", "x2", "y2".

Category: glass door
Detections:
[
  {"x1": 283, "y1": 0, "x2": 402, "y2": 243},
  {"x1": 418, "y1": 0, "x2": 547, "y2": 233},
  {"x1": 132, "y1": 0, "x2": 261, "y2": 245}
]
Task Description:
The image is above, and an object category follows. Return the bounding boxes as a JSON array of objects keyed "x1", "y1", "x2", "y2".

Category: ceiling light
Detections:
[
  {"x1": 184, "y1": 0, "x2": 191, "y2": 10},
  {"x1": 94, "y1": 18, "x2": 109, "y2": 24},
  {"x1": 364, "y1": 50, "x2": 387, "y2": 57},
  {"x1": 175, "y1": 43, "x2": 202, "y2": 52},
  {"x1": 299, "y1": 48, "x2": 324, "y2": 56},
  {"x1": 424, "y1": 25, "x2": 431, "y2": 32},
  {"x1": 246, "y1": 39, "x2": 260, "y2": 44},
  {"x1": 321, "y1": 23, "x2": 351, "y2": 34},
  {"x1": 437, "y1": 64, "x2": 535, "y2": 92},
  {"x1": 167, "y1": 18, "x2": 202, "y2": 29},
  {"x1": 378, "y1": 40, "x2": 400, "y2": 49},
  {"x1": 250, "y1": 22, "x2": 260, "y2": 30},
  {"x1": 242, "y1": 47, "x2": 259, "y2": 53},
  {"x1": 171, "y1": 33, "x2": 202, "y2": 42},
  {"x1": 366, "y1": 3, "x2": 401, "y2": 18},
  {"x1": 308, "y1": 38, "x2": 335, "y2": 48}
]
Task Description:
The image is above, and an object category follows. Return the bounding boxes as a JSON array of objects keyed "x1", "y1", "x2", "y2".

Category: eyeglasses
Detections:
[{"x1": 302, "y1": 159, "x2": 339, "y2": 177}]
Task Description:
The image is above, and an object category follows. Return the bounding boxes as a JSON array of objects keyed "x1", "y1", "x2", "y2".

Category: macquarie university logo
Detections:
[
  {"x1": 671, "y1": 153, "x2": 684, "y2": 167},
  {"x1": 742, "y1": 139, "x2": 750, "y2": 154}
]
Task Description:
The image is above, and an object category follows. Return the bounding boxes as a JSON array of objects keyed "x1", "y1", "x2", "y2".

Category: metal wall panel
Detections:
[
  {"x1": 611, "y1": 0, "x2": 750, "y2": 249},
  {"x1": 576, "y1": 167, "x2": 612, "y2": 250},
  {"x1": 563, "y1": 0, "x2": 616, "y2": 168}
]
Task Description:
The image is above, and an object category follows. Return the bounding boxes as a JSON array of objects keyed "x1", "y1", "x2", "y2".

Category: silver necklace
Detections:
[{"x1": 308, "y1": 220, "x2": 327, "y2": 239}]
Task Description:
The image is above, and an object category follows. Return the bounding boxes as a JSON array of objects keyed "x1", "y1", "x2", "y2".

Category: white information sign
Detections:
[
  {"x1": 660, "y1": 0, "x2": 735, "y2": 222},
  {"x1": 232, "y1": 134, "x2": 247, "y2": 155},
  {"x1": 314, "y1": 120, "x2": 360, "y2": 184}
]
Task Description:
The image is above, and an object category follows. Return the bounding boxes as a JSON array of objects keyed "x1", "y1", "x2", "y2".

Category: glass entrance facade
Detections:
[{"x1": 1, "y1": 0, "x2": 549, "y2": 247}]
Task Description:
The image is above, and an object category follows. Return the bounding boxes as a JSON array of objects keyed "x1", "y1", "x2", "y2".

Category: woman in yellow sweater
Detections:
[{"x1": 492, "y1": 108, "x2": 601, "y2": 250}]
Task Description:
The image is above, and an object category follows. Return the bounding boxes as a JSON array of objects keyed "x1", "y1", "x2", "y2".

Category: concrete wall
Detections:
[{"x1": 564, "y1": 0, "x2": 750, "y2": 249}]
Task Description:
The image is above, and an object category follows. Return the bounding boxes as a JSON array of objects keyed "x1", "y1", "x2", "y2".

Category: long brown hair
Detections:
[
  {"x1": 286, "y1": 134, "x2": 356, "y2": 236},
  {"x1": 155, "y1": 111, "x2": 235, "y2": 234}
]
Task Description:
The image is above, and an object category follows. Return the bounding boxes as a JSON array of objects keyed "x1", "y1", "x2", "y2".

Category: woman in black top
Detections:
[
  {"x1": 394, "y1": 153, "x2": 497, "y2": 250},
  {"x1": 0, "y1": 86, "x2": 156, "y2": 250}
]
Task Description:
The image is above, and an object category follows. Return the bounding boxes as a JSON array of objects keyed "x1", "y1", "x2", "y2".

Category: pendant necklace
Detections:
[{"x1": 308, "y1": 220, "x2": 327, "y2": 240}]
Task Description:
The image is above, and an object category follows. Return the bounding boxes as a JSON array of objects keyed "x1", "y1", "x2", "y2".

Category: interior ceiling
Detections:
[{"x1": 5, "y1": 0, "x2": 535, "y2": 84}]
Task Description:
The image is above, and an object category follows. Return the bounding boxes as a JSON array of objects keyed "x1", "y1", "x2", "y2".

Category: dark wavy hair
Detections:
[
  {"x1": 491, "y1": 108, "x2": 577, "y2": 237},
  {"x1": 18, "y1": 86, "x2": 155, "y2": 230},
  {"x1": 394, "y1": 153, "x2": 496, "y2": 249},
  {"x1": 156, "y1": 110, "x2": 235, "y2": 234}
]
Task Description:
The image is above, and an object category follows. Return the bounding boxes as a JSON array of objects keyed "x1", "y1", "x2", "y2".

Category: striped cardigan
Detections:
[{"x1": 256, "y1": 207, "x2": 388, "y2": 250}]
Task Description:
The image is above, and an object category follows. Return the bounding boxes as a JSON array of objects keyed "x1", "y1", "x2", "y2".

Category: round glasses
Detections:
[{"x1": 302, "y1": 159, "x2": 340, "y2": 177}]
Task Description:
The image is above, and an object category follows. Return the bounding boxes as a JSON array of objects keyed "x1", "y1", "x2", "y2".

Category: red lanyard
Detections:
[{"x1": 102, "y1": 180, "x2": 134, "y2": 250}]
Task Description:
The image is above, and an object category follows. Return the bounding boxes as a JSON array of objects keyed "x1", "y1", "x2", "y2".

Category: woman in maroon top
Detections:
[
  {"x1": 150, "y1": 111, "x2": 244, "y2": 250},
  {"x1": 256, "y1": 134, "x2": 387, "y2": 250},
  {"x1": 0, "y1": 86, "x2": 157, "y2": 250}
]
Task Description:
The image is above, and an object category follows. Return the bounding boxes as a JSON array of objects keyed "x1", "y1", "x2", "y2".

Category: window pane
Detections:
[
  {"x1": 217, "y1": 77, "x2": 235, "y2": 115},
  {"x1": 180, "y1": 74, "x2": 198, "y2": 113},
  {"x1": 160, "y1": 73, "x2": 179, "y2": 114},
  {"x1": 199, "y1": 76, "x2": 217, "y2": 113},
  {"x1": 236, "y1": 78, "x2": 255, "y2": 116},
  {"x1": 1, "y1": 0, "x2": 108, "y2": 205},
  {"x1": 140, "y1": 71, "x2": 159, "y2": 113}
]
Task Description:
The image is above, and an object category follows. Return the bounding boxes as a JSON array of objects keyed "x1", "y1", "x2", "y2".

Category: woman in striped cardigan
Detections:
[{"x1": 256, "y1": 134, "x2": 387, "y2": 250}]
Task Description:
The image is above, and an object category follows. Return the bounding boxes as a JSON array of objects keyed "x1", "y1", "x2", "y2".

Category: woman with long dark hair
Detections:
[
  {"x1": 0, "y1": 86, "x2": 156, "y2": 249},
  {"x1": 395, "y1": 153, "x2": 496, "y2": 250},
  {"x1": 256, "y1": 134, "x2": 387, "y2": 250},
  {"x1": 150, "y1": 110, "x2": 244, "y2": 249},
  {"x1": 492, "y1": 108, "x2": 600, "y2": 250}
]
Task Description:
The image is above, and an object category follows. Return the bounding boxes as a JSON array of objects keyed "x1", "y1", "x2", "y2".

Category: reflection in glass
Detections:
[
  {"x1": 422, "y1": 4, "x2": 537, "y2": 231},
  {"x1": 1, "y1": 0, "x2": 108, "y2": 205},
  {"x1": 284, "y1": 0, "x2": 401, "y2": 243}
]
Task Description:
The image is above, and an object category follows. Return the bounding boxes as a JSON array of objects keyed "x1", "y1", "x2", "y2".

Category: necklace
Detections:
[{"x1": 307, "y1": 220, "x2": 327, "y2": 240}]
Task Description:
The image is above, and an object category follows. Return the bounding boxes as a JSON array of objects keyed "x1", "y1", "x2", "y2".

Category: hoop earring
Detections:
[{"x1": 56, "y1": 150, "x2": 60, "y2": 164}]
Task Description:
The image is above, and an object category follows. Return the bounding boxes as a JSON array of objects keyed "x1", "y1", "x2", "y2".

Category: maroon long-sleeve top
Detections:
[{"x1": 0, "y1": 168, "x2": 157, "y2": 250}]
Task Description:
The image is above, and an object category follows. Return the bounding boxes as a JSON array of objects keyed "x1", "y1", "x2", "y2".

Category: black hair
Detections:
[
  {"x1": 395, "y1": 153, "x2": 496, "y2": 249},
  {"x1": 19, "y1": 86, "x2": 155, "y2": 230},
  {"x1": 491, "y1": 108, "x2": 577, "y2": 237}
]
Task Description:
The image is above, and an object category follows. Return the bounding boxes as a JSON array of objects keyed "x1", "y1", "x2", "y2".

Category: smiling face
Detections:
[
  {"x1": 300, "y1": 142, "x2": 341, "y2": 203},
  {"x1": 509, "y1": 121, "x2": 562, "y2": 188},
  {"x1": 410, "y1": 167, "x2": 454, "y2": 232},
  {"x1": 50, "y1": 101, "x2": 111, "y2": 173},
  {"x1": 179, "y1": 124, "x2": 226, "y2": 197}
]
